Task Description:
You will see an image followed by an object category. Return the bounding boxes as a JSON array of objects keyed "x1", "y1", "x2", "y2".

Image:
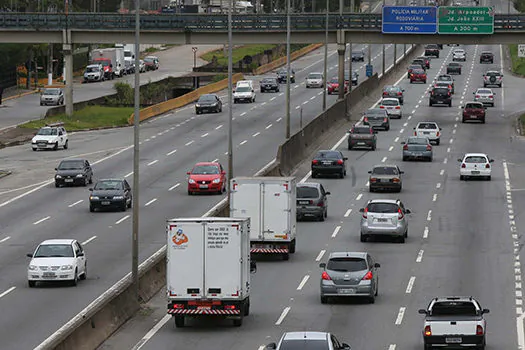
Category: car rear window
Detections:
[
  {"x1": 413, "y1": 69, "x2": 425, "y2": 74},
  {"x1": 316, "y1": 151, "x2": 341, "y2": 159},
  {"x1": 477, "y1": 89, "x2": 492, "y2": 94},
  {"x1": 366, "y1": 109, "x2": 387, "y2": 117},
  {"x1": 407, "y1": 137, "x2": 428, "y2": 144},
  {"x1": 465, "y1": 156, "x2": 487, "y2": 163},
  {"x1": 353, "y1": 127, "x2": 371, "y2": 134},
  {"x1": 327, "y1": 257, "x2": 367, "y2": 272},
  {"x1": 279, "y1": 340, "x2": 329, "y2": 350},
  {"x1": 431, "y1": 301, "x2": 477, "y2": 316},
  {"x1": 367, "y1": 202, "x2": 399, "y2": 213},
  {"x1": 372, "y1": 166, "x2": 398, "y2": 175},
  {"x1": 382, "y1": 99, "x2": 398, "y2": 106},
  {"x1": 465, "y1": 103, "x2": 483, "y2": 109},
  {"x1": 433, "y1": 88, "x2": 449, "y2": 95},
  {"x1": 418, "y1": 123, "x2": 437, "y2": 129},
  {"x1": 297, "y1": 186, "x2": 319, "y2": 198}
]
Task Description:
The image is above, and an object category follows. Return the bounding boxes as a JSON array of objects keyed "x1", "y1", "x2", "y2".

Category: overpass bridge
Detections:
[{"x1": 0, "y1": 12, "x2": 524, "y2": 45}]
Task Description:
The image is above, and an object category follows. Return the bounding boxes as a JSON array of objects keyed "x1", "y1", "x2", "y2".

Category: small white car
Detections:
[
  {"x1": 27, "y1": 239, "x2": 87, "y2": 287},
  {"x1": 233, "y1": 80, "x2": 256, "y2": 103},
  {"x1": 414, "y1": 122, "x2": 442, "y2": 145},
  {"x1": 31, "y1": 122, "x2": 69, "y2": 151},
  {"x1": 379, "y1": 98, "x2": 402, "y2": 119},
  {"x1": 458, "y1": 153, "x2": 494, "y2": 181},
  {"x1": 306, "y1": 72, "x2": 324, "y2": 88},
  {"x1": 473, "y1": 88, "x2": 495, "y2": 107},
  {"x1": 452, "y1": 49, "x2": 466, "y2": 61}
]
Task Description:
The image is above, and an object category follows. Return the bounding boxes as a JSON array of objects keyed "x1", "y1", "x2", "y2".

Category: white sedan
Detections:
[
  {"x1": 379, "y1": 98, "x2": 402, "y2": 119},
  {"x1": 452, "y1": 49, "x2": 466, "y2": 61},
  {"x1": 27, "y1": 239, "x2": 87, "y2": 287},
  {"x1": 414, "y1": 121, "x2": 442, "y2": 145},
  {"x1": 458, "y1": 153, "x2": 494, "y2": 181}
]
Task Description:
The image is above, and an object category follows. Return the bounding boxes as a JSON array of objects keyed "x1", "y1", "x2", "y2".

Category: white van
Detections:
[{"x1": 234, "y1": 80, "x2": 256, "y2": 103}]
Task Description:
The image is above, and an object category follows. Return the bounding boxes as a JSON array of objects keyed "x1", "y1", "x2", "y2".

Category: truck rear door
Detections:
[
  {"x1": 429, "y1": 319, "x2": 478, "y2": 336},
  {"x1": 262, "y1": 182, "x2": 291, "y2": 241}
]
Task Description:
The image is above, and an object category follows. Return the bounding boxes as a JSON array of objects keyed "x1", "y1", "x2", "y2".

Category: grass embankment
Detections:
[
  {"x1": 18, "y1": 106, "x2": 133, "y2": 131},
  {"x1": 201, "y1": 45, "x2": 278, "y2": 66},
  {"x1": 520, "y1": 114, "x2": 525, "y2": 134},
  {"x1": 509, "y1": 44, "x2": 525, "y2": 76}
]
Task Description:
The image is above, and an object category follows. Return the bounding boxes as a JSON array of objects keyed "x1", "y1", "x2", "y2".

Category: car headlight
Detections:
[
  {"x1": 90, "y1": 196, "x2": 99, "y2": 200},
  {"x1": 28, "y1": 265, "x2": 37, "y2": 271},
  {"x1": 61, "y1": 265, "x2": 73, "y2": 270},
  {"x1": 196, "y1": 104, "x2": 201, "y2": 107},
  {"x1": 188, "y1": 179, "x2": 196, "y2": 184},
  {"x1": 55, "y1": 174, "x2": 62, "y2": 179},
  {"x1": 76, "y1": 174, "x2": 84, "y2": 178},
  {"x1": 212, "y1": 178, "x2": 221, "y2": 184},
  {"x1": 211, "y1": 103, "x2": 217, "y2": 107},
  {"x1": 113, "y1": 196, "x2": 124, "y2": 200},
  {"x1": 48, "y1": 140, "x2": 56, "y2": 143}
]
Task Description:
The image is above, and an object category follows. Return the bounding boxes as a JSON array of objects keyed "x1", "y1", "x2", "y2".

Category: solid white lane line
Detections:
[
  {"x1": 427, "y1": 210, "x2": 432, "y2": 221},
  {"x1": 239, "y1": 140, "x2": 248, "y2": 146},
  {"x1": 275, "y1": 307, "x2": 291, "y2": 325},
  {"x1": 344, "y1": 209, "x2": 352, "y2": 217},
  {"x1": 253, "y1": 132, "x2": 260, "y2": 137},
  {"x1": 447, "y1": 147, "x2": 451, "y2": 153},
  {"x1": 395, "y1": 307, "x2": 406, "y2": 325},
  {"x1": 316, "y1": 250, "x2": 326, "y2": 262},
  {"x1": 0, "y1": 287, "x2": 16, "y2": 299},
  {"x1": 185, "y1": 140, "x2": 194, "y2": 146},
  {"x1": 266, "y1": 124, "x2": 273, "y2": 129},
  {"x1": 130, "y1": 314, "x2": 171, "y2": 350},
  {"x1": 167, "y1": 149, "x2": 177, "y2": 156},
  {"x1": 147, "y1": 160, "x2": 158, "y2": 166},
  {"x1": 416, "y1": 249, "x2": 424, "y2": 263},
  {"x1": 356, "y1": 194, "x2": 363, "y2": 201},
  {"x1": 125, "y1": 171, "x2": 134, "y2": 178},
  {"x1": 405, "y1": 276, "x2": 416, "y2": 294},
  {"x1": 215, "y1": 125, "x2": 223, "y2": 130},
  {"x1": 33, "y1": 216, "x2": 50, "y2": 225},
  {"x1": 297, "y1": 275, "x2": 310, "y2": 290},
  {"x1": 82, "y1": 236, "x2": 97, "y2": 245},
  {"x1": 145, "y1": 198, "x2": 157, "y2": 206},
  {"x1": 115, "y1": 215, "x2": 130, "y2": 225},
  {"x1": 68, "y1": 200, "x2": 83, "y2": 208},
  {"x1": 212, "y1": 159, "x2": 219, "y2": 163},
  {"x1": 332, "y1": 226, "x2": 341, "y2": 238},
  {"x1": 381, "y1": 157, "x2": 387, "y2": 163},
  {"x1": 201, "y1": 133, "x2": 209, "y2": 138},
  {"x1": 168, "y1": 183, "x2": 180, "y2": 191},
  {"x1": 388, "y1": 146, "x2": 394, "y2": 152},
  {"x1": 0, "y1": 236, "x2": 10, "y2": 243},
  {"x1": 423, "y1": 226, "x2": 429, "y2": 239}
]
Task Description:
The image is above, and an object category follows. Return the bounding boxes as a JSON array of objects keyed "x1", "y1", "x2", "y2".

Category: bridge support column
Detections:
[
  {"x1": 348, "y1": 42, "x2": 353, "y2": 94},
  {"x1": 62, "y1": 30, "x2": 74, "y2": 117},
  {"x1": 337, "y1": 44, "x2": 346, "y2": 101},
  {"x1": 394, "y1": 43, "x2": 397, "y2": 68}
]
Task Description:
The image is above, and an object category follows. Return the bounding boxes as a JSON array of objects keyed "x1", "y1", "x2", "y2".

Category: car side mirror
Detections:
[
  {"x1": 266, "y1": 343, "x2": 277, "y2": 350},
  {"x1": 461, "y1": 106, "x2": 464, "y2": 108},
  {"x1": 252, "y1": 90, "x2": 255, "y2": 93},
  {"x1": 482, "y1": 308, "x2": 490, "y2": 314},
  {"x1": 359, "y1": 208, "x2": 364, "y2": 213},
  {"x1": 458, "y1": 158, "x2": 463, "y2": 162},
  {"x1": 319, "y1": 262, "x2": 326, "y2": 268},
  {"x1": 413, "y1": 127, "x2": 416, "y2": 130},
  {"x1": 490, "y1": 159, "x2": 494, "y2": 163},
  {"x1": 186, "y1": 171, "x2": 191, "y2": 175},
  {"x1": 402, "y1": 89, "x2": 405, "y2": 92},
  {"x1": 440, "y1": 128, "x2": 443, "y2": 130},
  {"x1": 374, "y1": 262, "x2": 381, "y2": 268},
  {"x1": 418, "y1": 309, "x2": 428, "y2": 315},
  {"x1": 405, "y1": 209, "x2": 411, "y2": 214},
  {"x1": 77, "y1": 252, "x2": 84, "y2": 257},
  {"x1": 54, "y1": 167, "x2": 58, "y2": 171},
  {"x1": 26, "y1": 253, "x2": 33, "y2": 258},
  {"x1": 89, "y1": 188, "x2": 93, "y2": 191},
  {"x1": 473, "y1": 92, "x2": 475, "y2": 94},
  {"x1": 493, "y1": 93, "x2": 496, "y2": 95},
  {"x1": 325, "y1": 192, "x2": 331, "y2": 195},
  {"x1": 343, "y1": 157, "x2": 348, "y2": 160},
  {"x1": 368, "y1": 170, "x2": 372, "y2": 174},
  {"x1": 341, "y1": 343, "x2": 351, "y2": 350},
  {"x1": 250, "y1": 260, "x2": 257, "y2": 273}
]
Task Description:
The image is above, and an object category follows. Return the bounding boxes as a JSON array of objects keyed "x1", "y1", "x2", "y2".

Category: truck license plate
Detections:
[
  {"x1": 338, "y1": 288, "x2": 355, "y2": 294},
  {"x1": 445, "y1": 337, "x2": 462, "y2": 344}
]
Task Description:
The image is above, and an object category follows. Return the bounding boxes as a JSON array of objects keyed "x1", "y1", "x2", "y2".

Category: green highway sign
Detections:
[{"x1": 438, "y1": 6, "x2": 494, "y2": 34}]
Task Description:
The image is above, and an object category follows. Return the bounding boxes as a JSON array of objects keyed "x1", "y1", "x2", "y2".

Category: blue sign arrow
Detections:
[{"x1": 382, "y1": 6, "x2": 438, "y2": 34}]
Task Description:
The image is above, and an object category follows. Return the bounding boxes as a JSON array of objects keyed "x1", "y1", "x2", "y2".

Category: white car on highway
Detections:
[
  {"x1": 27, "y1": 239, "x2": 87, "y2": 287},
  {"x1": 31, "y1": 122, "x2": 69, "y2": 151},
  {"x1": 414, "y1": 121, "x2": 442, "y2": 145},
  {"x1": 379, "y1": 98, "x2": 402, "y2": 119},
  {"x1": 305, "y1": 72, "x2": 324, "y2": 88},
  {"x1": 458, "y1": 153, "x2": 494, "y2": 181},
  {"x1": 452, "y1": 48, "x2": 466, "y2": 61}
]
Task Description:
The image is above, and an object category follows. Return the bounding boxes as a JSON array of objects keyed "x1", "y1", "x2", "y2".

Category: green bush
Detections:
[{"x1": 212, "y1": 74, "x2": 228, "y2": 83}]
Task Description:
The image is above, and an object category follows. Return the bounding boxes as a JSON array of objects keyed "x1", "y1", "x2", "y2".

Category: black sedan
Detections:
[
  {"x1": 55, "y1": 158, "x2": 93, "y2": 187},
  {"x1": 195, "y1": 94, "x2": 222, "y2": 114},
  {"x1": 311, "y1": 150, "x2": 347, "y2": 178},
  {"x1": 446, "y1": 62, "x2": 462, "y2": 75},
  {"x1": 89, "y1": 179, "x2": 132, "y2": 212},
  {"x1": 260, "y1": 77, "x2": 280, "y2": 92},
  {"x1": 277, "y1": 69, "x2": 295, "y2": 83}
]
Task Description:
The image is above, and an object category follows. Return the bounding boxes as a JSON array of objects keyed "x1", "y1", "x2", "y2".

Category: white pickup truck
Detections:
[{"x1": 419, "y1": 296, "x2": 489, "y2": 349}]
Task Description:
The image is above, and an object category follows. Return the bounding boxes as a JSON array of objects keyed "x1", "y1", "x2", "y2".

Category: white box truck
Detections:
[
  {"x1": 166, "y1": 217, "x2": 255, "y2": 328},
  {"x1": 91, "y1": 47, "x2": 125, "y2": 78},
  {"x1": 115, "y1": 43, "x2": 136, "y2": 74},
  {"x1": 230, "y1": 177, "x2": 297, "y2": 260}
]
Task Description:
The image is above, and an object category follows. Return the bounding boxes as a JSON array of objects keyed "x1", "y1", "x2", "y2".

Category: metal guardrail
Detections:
[{"x1": 0, "y1": 13, "x2": 523, "y2": 32}]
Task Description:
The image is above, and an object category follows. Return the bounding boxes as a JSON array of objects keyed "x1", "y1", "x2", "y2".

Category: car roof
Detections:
[
  {"x1": 60, "y1": 158, "x2": 85, "y2": 162},
  {"x1": 433, "y1": 296, "x2": 476, "y2": 302},
  {"x1": 448, "y1": 62, "x2": 460, "y2": 65},
  {"x1": 316, "y1": 149, "x2": 339, "y2": 154},
  {"x1": 40, "y1": 239, "x2": 75, "y2": 245},
  {"x1": 297, "y1": 182, "x2": 321, "y2": 188},
  {"x1": 373, "y1": 164, "x2": 398, "y2": 169},
  {"x1": 194, "y1": 162, "x2": 220, "y2": 166},
  {"x1": 282, "y1": 331, "x2": 329, "y2": 341},
  {"x1": 97, "y1": 178, "x2": 125, "y2": 182},
  {"x1": 328, "y1": 251, "x2": 367, "y2": 259},
  {"x1": 367, "y1": 198, "x2": 399, "y2": 204},
  {"x1": 463, "y1": 153, "x2": 488, "y2": 157}
]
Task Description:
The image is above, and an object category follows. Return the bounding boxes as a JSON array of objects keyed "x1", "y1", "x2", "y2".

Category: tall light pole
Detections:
[
  {"x1": 285, "y1": 0, "x2": 291, "y2": 139},
  {"x1": 322, "y1": 0, "x2": 328, "y2": 111},
  {"x1": 227, "y1": 0, "x2": 234, "y2": 186},
  {"x1": 131, "y1": 0, "x2": 141, "y2": 302},
  {"x1": 367, "y1": 0, "x2": 371, "y2": 66},
  {"x1": 381, "y1": 0, "x2": 385, "y2": 76}
]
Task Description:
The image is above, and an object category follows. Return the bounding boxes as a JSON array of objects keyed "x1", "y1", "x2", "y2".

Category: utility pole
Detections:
[
  {"x1": 322, "y1": 0, "x2": 328, "y2": 111},
  {"x1": 285, "y1": 0, "x2": 291, "y2": 138},
  {"x1": 227, "y1": 0, "x2": 234, "y2": 185}
]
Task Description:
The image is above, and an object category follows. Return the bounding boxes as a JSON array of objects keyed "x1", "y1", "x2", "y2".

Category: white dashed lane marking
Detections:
[
  {"x1": 168, "y1": 183, "x2": 180, "y2": 191},
  {"x1": 315, "y1": 250, "x2": 326, "y2": 262},
  {"x1": 33, "y1": 216, "x2": 50, "y2": 225},
  {"x1": 68, "y1": 200, "x2": 83, "y2": 208},
  {"x1": 332, "y1": 226, "x2": 341, "y2": 238},
  {"x1": 115, "y1": 215, "x2": 130, "y2": 225},
  {"x1": 395, "y1": 307, "x2": 406, "y2": 325}
]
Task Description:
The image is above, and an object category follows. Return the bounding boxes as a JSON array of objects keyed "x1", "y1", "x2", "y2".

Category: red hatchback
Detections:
[
  {"x1": 410, "y1": 69, "x2": 427, "y2": 84},
  {"x1": 327, "y1": 77, "x2": 348, "y2": 95},
  {"x1": 462, "y1": 102, "x2": 486, "y2": 123},
  {"x1": 187, "y1": 162, "x2": 227, "y2": 195}
]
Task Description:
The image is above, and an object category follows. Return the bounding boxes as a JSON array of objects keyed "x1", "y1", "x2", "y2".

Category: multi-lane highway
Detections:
[
  {"x1": 0, "y1": 31, "x2": 411, "y2": 349},
  {"x1": 100, "y1": 9, "x2": 525, "y2": 350}
]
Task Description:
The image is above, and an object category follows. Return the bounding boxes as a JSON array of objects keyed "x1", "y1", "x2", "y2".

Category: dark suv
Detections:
[
  {"x1": 480, "y1": 51, "x2": 494, "y2": 63},
  {"x1": 429, "y1": 87, "x2": 452, "y2": 107},
  {"x1": 424, "y1": 44, "x2": 440, "y2": 58}
]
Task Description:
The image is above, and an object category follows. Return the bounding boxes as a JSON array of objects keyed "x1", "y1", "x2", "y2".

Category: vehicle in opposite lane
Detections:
[
  {"x1": 319, "y1": 252, "x2": 380, "y2": 304},
  {"x1": 368, "y1": 164, "x2": 404, "y2": 192},
  {"x1": 379, "y1": 98, "x2": 402, "y2": 119},
  {"x1": 462, "y1": 102, "x2": 486, "y2": 123},
  {"x1": 347, "y1": 123, "x2": 377, "y2": 150},
  {"x1": 31, "y1": 122, "x2": 69, "y2": 151},
  {"x1": 446, "y1": 62, "x2": 462, "y2": 75},
  {"x1": 187, "y1": 162, "x2": 227, "y2": 195},
  {"x1": 40, "y1": 88, "x2": 64, "y2": 106},
  {"x1": 259, "y1": 77, "x2": 280, "y2": 92},
  {"x1": 416, "y1": 56, "x2": 431, "y2": 69},
  {"x1": 473, "y1": 88, "x2": 495, "y2": 107},
  {"x1": 276, "y1": 68, "x2": 296, "y2": 83},
  {"x1": 414, "y1": 121, "x2": 441, "y2": 145},
  {"x1": 402, "y1": 136, "x2": 433, "y2": 162},
  {"x1": 382, "y1": 85, "x2": 405, "y2": 105},
  {"x1": 479, "y1": 51, "x2": 494, "y2": 63},
  {"x1": 267, "y1": 332, "x2": 352, "y2": 350},
  {"x1": 195, "y1": 94, "x2": 222, "y2": 114},
  {"x1": 55, "y1": 158, "x2": 93, "y2": 187},
  {"x1": 89, "y1": 179, "x2": 132, "y2": 212},
  {"x1": 458, "y1": 153, "x2": 494, "y2": 181},
  {"x1": 362, "y1": 108, "x2": 390, "y2": 131},
  {"x1": 482, "y1": 70, "x2": 503, "y2": 87},
  {"x1": 296, "y1": 182, "x2": 330, "y2": 221},
  {"x1": 359, "y1": 199, "x2": 411, "y2": 243},
  {"x1": 311, "y1": 150, "x2": 347, "y2": 178},
  {"x1": 306, "y1": 72, "x2": 325, "y2": 88},
  {"x1": 351, "y1": 49, "x2": 365, "y2": 61}
]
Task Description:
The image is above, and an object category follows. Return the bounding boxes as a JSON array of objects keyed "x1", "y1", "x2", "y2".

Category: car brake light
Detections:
[
  {"x1": 362, "y1": 271, "x2": 373, "y2": 280},
  {"x1": 321, "y1": 271, "x2": 331, "y2": 280},
  {"x1": 370, "y1": 129, "x2": 374, "y2": 134},
  {"x1": 317, "y1": 200, "x2": 324, "y2": 207},
  {"x1": 398, "y1": 208, "x2": 404, "y2": 219},
  {"x1": 426, "y1": 145, "x2": 432, "y2": 151},
  {"x1": 476, "y1": 95, "x2": 480, "y2": 98},
  {"x1": 395, "y1": 106, "x2": 400, "y2": 109},
  {"x1": 336, "y1": 159, "x2": 344, "y2": 165},
  {"x1": 414, "y1": 131, "x2": 417, "y2": 136},
  {"x1": 448, "y1": 92, "x2": 451, "y2": 96},
  {"x1": 403, "y1": 144, "x2": 408, "y2": 151},
  {"x1": 392, "y1": 178, "x2": 400, "y2": 183},
  {"x1": 461, "y1": 163, "x2": 466, "y2": 168},
  {"x1": 489, "y1": 95, "x2": 493, "y2": 98},
  {"x1": 383, "y1": 92, "x2": 388, "y2": 95},
  {"x1": 486, "y1": 163, "x2": 490, "y2": 169},
  {"x1": 476, "y1": 325, "x2": 484, "y2": 336},
  {"x1": 364, "y1": 117, "x2": 369, "y2": 122},
  {"x1": 436, "y1": 131, "x2": 440, "y2": 137},
  {"x1": 370, "y1": 177, "x2": 378, "y2": 183},
  {"x1": 383, "y1": 118, "x2": 388, "y2": 122},
  {"x1": 312, "y1": 160, "x2": 319, "y2": 165},
  {"x1": 362, "y1": 207, "x2": 368, "y2": 219},
  {"x1": 350, "y1": 128, "x2": 354, "y2": 133},
  {"x1": 448, "y1": 85, "x2": 452, "y2": 89},
  {"x1": 424, "y1": 325, "x2": 432, "y2": 336},
  {"x1": 380, "y1": 105, "x2": 385, "y2": 108},
  {"x1": 397, "y1": 92, "x2": 402, "y2": 95}
]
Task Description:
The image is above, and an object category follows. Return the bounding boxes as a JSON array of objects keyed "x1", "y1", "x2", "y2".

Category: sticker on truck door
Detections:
[{"x1": 171, "y1": 228, "x2": 189, "y2": 249}]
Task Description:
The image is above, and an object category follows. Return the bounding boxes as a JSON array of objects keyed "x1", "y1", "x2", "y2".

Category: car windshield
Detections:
[
  {"x1": 477, "y1": 89, "x2": 492, "y2": 94},
  {"x1": 372, "y1": 166, "x2": 398, "y2": 175},
  {"x1": 316, "y1": 151, "x2": 341, "y2": 159},
  {"x1": 94, "y1": 181, "x2": 123, "y2": 190},
  {"x1": 58, "y1": 160, "x2": 84, "y2": 170},
  {"x1": 37, "y1": 128, "x2": 58, "y2": 136},
  {"x1": 330, "y1": 77, "x2": 339, "y2": 83},
  {"x1": 236, "y1": 86, "x2": 251, "y2": 92},
  {"x1": 384, "y1": 86, "x2": 398, "y2": 92},
  {"x1": 43, "y1": 89, "x2": 60, "y2": 95},
  {"x1": 382, "y1": 99, "x2": 398, "y2": 106},
  {"x1": 353, "y1": 127, "x2": 371, "y2": 134},
  {"x1": 431, "y1": 302, "x2": 477, "y2": 316},
  {"x1": 86, "y1": 66, "x2": 99, "y2": 73},
  {"x1": 454, "y1": 50, "x2": 465, "y2": 54},
  {"x1": 465, "y1": 103, "x2": 483, "y2": 109},
  {"x1": 278, "y1": 339, "x2": 329, "y2": 350},
  {"x1": 327, "y1": 257, "x2": 367, "y2": 272},
  {"x1": 407, "y1": 137, "x2": 428, "y2": 145},
  {"x1": 34, "y1": 244, "x2": 74, "y2": 258},
  {"x1": 367, "y1": 202, "x2": 399, "y2": 213},
  {"x1": 465, "y1": 156, "x2": 487, "y2": 163},
  {"x1": 418, "y1": 123, "x2": 437, "y2": 129},
  {"x1": 308, "y1": 73, "x2": 322, "y2": 79},
  {"x1": 297, "y1": 186, "x2": 319, "y2": 198},
  {"x1": 198, "y1": 95, "x2": 216, "y2": 102},
  {"x1": 192, "y1": 165, "x2": 219, "y2": 174}
]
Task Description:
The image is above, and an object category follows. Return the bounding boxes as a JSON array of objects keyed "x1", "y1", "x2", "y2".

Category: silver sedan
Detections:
[
  {"x1": 359, "y1": 199, "x2": 411, "y2": 243},
  {"x1": 402, "y1": 136, "x2": 433, "y2": 162},
  {"x1": 473, "y1": 88, "x2": 495, "y2": 107}
]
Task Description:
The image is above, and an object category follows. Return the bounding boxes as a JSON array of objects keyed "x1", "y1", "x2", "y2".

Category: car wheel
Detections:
[
  {"x1": 83, "y1": 177, "x2": 88, "y2": 187},
  {"x1": 311, "y1": 172, "x2": 317, "y2": 178},
  {"x1": 360, "y1": 233, "x2": 367, "y2": 242},
  {"x1": 174, "y1": 316, "x2": 185, "y2": 328},
  {"x1": 402, "y1": 156, "x2": 407, "y2": 162},
  {"x1": 481, "y1": 119, "x2": 485, "y2": 124},
  {"x1": 428, "y1": 157, "x2": 433, "y2": 162},
  {"x1": 375, "y1": 281, "x2": 379, "y2": 296},
  {"x1": 398, "y1": 235, "x2": 406, "y2": 243},
  {"x1": 462, "y1": 118, "x2": 466, "y2": 123},
  {"x1": 63, "y1": 140, "x2": 68, "y2": 149},
  {"x1": 423, "y1": 80, "x2": 426, "y2": 84},
  {"x1": 372, "y1": 144, "x2": 376, "y2": 151},
  {"x1": 282, "y1": 253, "x2": 290, "y2": 261},
  {"x1": 80, "y1": 263, "x2": 87, "y2": 280},
  {"x1": 289, "y1": 239, "x2": 296, "y2": 253},
  {"x1": 448, "y1": 102, "x2": 452, "y2": 107},
  {"x1": 460, "y1": 175, "x2": 465, "y2": 181},
  {"x1": 89, "y1": 205, "x2": 95, "y2": 212},
  {"x1": 53, "y1": 142, "x2": 59, "y2": 150},
  {"x1": 188, "y1": 190, "x2": 192, "y2": 195},
  {"x1": 348, "y1": 144, "x2": 352, "y2": 150},
  {"x1": 339, "y1": 171, "x2": 345, "y2": 178},
  {"x1": 487, "y1": 176, "x2": 492, "y2": 181},
  {"x1": 324, "y1": 209, "x2": 328, "y2": 218},
  {"x1": 71, "y1": 269, "x2": 78, "y2": 286},
  {"x1": 409, "y1": 80, "x2": 413, "y2": 84},
  {"x1": 385, "y1": 126, "x2": 390, "y2": 131},
  {"x1": 121, "y1": 203, "x2": 127, "y2": 211},
  {"x1": 369, "y1": 186, "x2": 374, "y2": 193},
  {"x1": 491, "y1": 103, "x2": 495, "y2": 107},
  {"x1": 89, "y1": 175, "x2": 93, "y2": 184},
  {"x1": 128, "y1": 198, "x2": 132, "y2": 208},
  {"x1": 321, "y1": 296, "x2": 328, "y2": 304},
  {"x1": 368, "y1": 294, "x2": 375, "y2": 304},
  {"x1": 28, "y1": 281, "x2": 36, "y2": 288},
  {"x1": 319, "y1": 213, "x2": 325, "y2": 222},
  {"x1": 196, "y1": 110, "x2": 200, "y2": 115}
]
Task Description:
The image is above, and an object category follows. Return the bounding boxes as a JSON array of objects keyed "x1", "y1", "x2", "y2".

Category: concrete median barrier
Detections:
[{"x1": 253, "y1": 43, "x2": 324, "y2": 76}]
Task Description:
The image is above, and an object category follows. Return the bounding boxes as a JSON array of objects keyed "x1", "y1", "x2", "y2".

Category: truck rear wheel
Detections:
[
  {"x1": 244, "y1": 298, "x2": 250, "y2": 316},
  {"x1": 283, "y1": 253, "x2": 290, "y2": 261},
  {"x1": 289, "y1": 239, "x2": 296, "y2": 253},
  {"x1": 233, "y1": 315, "x2": 243, "y2": 327},
  {"x1": 174, "y1": 316, "x2": 184, "y2": 328}
]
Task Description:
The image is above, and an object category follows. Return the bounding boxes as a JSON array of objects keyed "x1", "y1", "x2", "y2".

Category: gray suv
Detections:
[
  {"x1": 359, "y1": 199, "x2": 411, "y2": 243},
  {"x1": 319, "y1": 252, "x2": 380, "y2": 304},
  {"x1": 296, "y1": 182, "x2": 330, "y2": 221}
]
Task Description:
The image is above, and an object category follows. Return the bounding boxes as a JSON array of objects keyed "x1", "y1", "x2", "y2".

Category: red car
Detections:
[
  {"x1": 410, "y1": 69, "x2": 427, "y2": 84},
  {"x1": 327, "y1": 77, "x2": 348, "y2": 95},
  {"x1": 462, "y1": 102, "x2": 486, "y2": 123},
  {"x1": 187, "y1": 162, "x2": 227, "y2": 195}
]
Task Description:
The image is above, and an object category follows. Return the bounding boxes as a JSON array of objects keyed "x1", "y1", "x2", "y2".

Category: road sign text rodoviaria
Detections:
[{"x1": 438, "y1": 6, "x2": 495, "y2": 34}]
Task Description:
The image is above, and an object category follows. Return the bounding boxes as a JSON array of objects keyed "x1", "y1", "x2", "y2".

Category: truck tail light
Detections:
[
  {"x1": 312, "y1": 160, "x2": 319, "y2": 165},
  {"x1": 317, "y1": 200, "x2": 324, "y2": 207},
  {"x1": 461, "y1": 163, "x2": 466, "y2": 168},
  {"x1": 476, "y1": 325, "x2": 484, "y2": 335},
  {"x1": 486, "y1": 163, "x2": 491, "y2": 169},
  {"x1": 424, "y1": 325, "x2": 432, "y2": 336},
  {"x1": 224, "y1": 305, "x2": 236, "y2": 310},
  {"x1": 426, "y1": 145, "x2": 432, "y2": 151},
  {"x1": 321, "y1": 271, "x2": 331, "y2": 280},
  {"x1": 362, "y1": 271, "x2": 373, "y2": 280},
  {"x1": 336, "y1": 159, "x2": 344, "y2": 165},
  {"x1": 173, "y1": 303, "x2": 185, "y2": 309},
  {"x1": 403, "y1": 144, "x2": 408, "y2": 151},
  {"x1": 392, "y1": 178, "x2": 400, "y2": 183},
  {"x1": 448, "y1": 92, "x2": 451, "y2": 96},
  {"x1": 383, "y1": 92, "x2": 388, "y2": 96},
  {"x1": 362, "y1": 207, "x2": 369, "y2": 219},
  {"x1": 398, "y1": 208, "x2": 404, "y2": 219}
]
